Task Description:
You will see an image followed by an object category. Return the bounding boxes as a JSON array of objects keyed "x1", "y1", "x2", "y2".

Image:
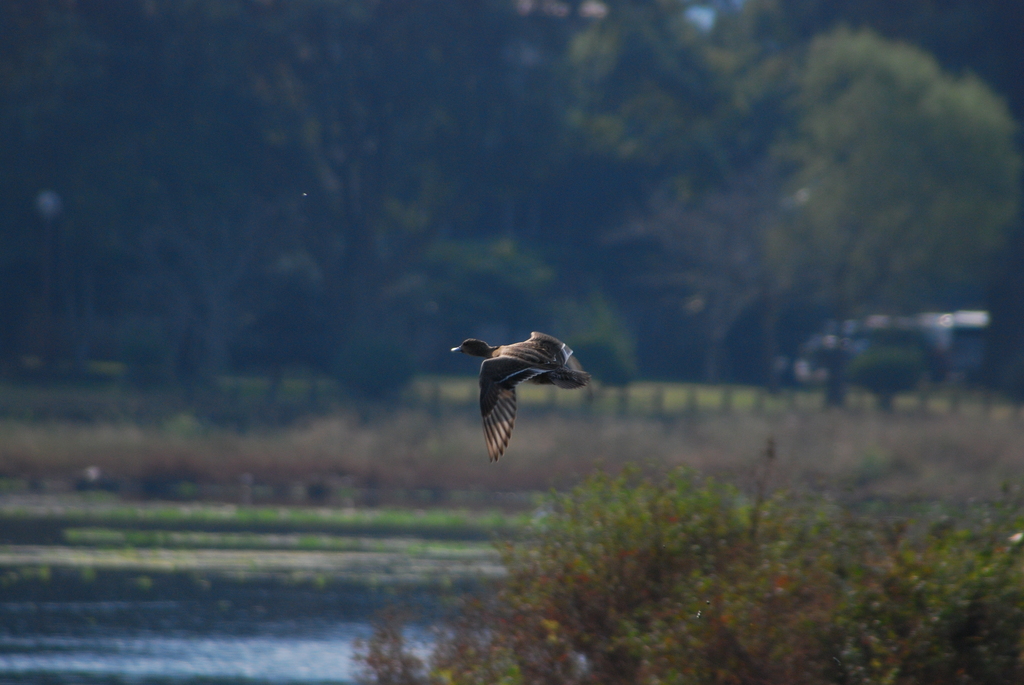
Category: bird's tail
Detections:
[{"x1": 547, "y1": 367, "x2": 590, "y2": 389}]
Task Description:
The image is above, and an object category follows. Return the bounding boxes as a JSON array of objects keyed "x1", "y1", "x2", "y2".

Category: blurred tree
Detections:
[
  {"x1": 247, "y1": 0, "x2": 576, "y2": 355},
  {"x1": 555, "y1": 1, "x2": 794, "y2": 383},
  {"x1": 333, "y1": 336, "x2": 416, "y2": 402},
  {"x1": 613, "y1": 159, "x2": 782, "y2": 383},
  {"x1": 555, "y1": 293, "x2": 637, "y2": 386},
  {"x1": 422, "y1": 237, "x2": 554, "y2": 347},
  {"x1": 119, "y1": 318, "x2": 174, "y2": 388},
  {"x1": 738, "y1": 0, "x2": 1024, "y2": 120},
  {"x1": 0, "y1": 0, "x2": 312, "y2": 380},
  {"x1": 769, "y1": 27, "x2": 1020, "y2": 405},
  {"x1": 137, "y1": 201, "x2": 293, "y2": 385},
  {"x1": 563, "y1": 0, "x2": 735, "y2": 195},
  {"x1": 0, "y1": 5, "x2": 118, "y2": 372},
  {"x1": 848, "y1": 346, "x2": 925, "y2": 411},
  {"x1": 4, "y1": 0, "x2": 1019, "y2": 392},
  {"x1": 232, "y1": 247, "x2": 331, "y2": 397},
  {"x1": 691, "y1": 0, "x2": 1024, "y2": 389}
]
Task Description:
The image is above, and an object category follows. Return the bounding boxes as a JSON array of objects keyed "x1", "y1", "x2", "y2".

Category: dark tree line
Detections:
[{"x1": 0, "y1": 0, "x2": 1020, "y2": 393}]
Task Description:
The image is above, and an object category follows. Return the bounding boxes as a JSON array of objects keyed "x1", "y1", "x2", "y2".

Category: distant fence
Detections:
[
  {"x1": 410, "y1": 377, "x2": 1024, "y2": 421},
  {"x1": 0, "y1": 376, "x2": 1020, "y2": 425}
]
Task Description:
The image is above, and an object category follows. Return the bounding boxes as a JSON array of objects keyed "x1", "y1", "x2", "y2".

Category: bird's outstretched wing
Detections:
[
  {"x1": 479, "y1": 357, "x2": 544, "y2": 462},
  {"x1": 481, "y1": 386, "x2": 516, "y2": 462}
]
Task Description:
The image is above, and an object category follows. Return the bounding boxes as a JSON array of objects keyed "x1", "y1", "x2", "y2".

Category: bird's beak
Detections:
[{"x1": 451, "y1": 346, "x2": 461, "y2": 353}]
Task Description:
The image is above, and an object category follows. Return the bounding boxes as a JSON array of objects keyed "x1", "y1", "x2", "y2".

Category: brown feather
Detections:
[{"x1": 482, "y1": 387, "x2": 517, "y2": 461}]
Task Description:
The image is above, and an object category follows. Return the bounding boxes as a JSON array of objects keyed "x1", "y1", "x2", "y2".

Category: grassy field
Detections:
[
  {"x1": 6, "y1": 379, "x2": 1022, "y2": 681},
  {"x1": 0, "y1": 498, "x2": 514, "y2": 585},
  {"x1": 1, "y1": 377, "x2": 1023, "y2": 505},
  {"x1": 0, "y1": 497, "x2": 527, "y2": 535},
  {"x1": 2, "y1": 408, "x2": 1024, "y2": 504}
]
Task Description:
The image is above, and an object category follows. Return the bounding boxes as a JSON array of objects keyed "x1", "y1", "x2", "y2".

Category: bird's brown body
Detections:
[{"x1": 452, "y1": 332, "x2": 590, "y2": 461}]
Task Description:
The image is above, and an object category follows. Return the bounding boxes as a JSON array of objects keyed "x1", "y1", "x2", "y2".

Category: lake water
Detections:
[{"x1": 0, "y1": 578, "x2": 440, "y2": 684}]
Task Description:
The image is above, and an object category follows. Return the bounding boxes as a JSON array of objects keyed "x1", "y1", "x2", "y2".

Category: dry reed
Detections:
[{"x1": 3, "y1": 405, "x2": 1024, "y2": 503}]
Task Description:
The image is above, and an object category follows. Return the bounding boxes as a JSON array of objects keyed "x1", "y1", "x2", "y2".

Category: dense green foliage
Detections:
[
  {"x1": 772, "y1": 28, "x2": 1019, "y2": 315},
  {"x1": 848, "y1": 345, "x2": 926, "y2": 410},
  {"x1": 359, "y1": 468, "x2": 1024, "y2": 684},
  {"x1": 1, "y1": 1, "x2": 1021, "y2": 388}
]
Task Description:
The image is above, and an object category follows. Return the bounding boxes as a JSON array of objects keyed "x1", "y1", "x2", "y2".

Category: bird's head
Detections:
[{"x1": 451, "y1": 339, "x2": 495, "y2": 357}]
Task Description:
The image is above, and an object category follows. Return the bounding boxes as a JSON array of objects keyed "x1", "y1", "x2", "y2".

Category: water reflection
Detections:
[
  {"x1": 0, "y1": 583, "x2": 437, "y2": 684},
  {"x1": 0, "y1": 627, "x2": 372, "y2": 683}
]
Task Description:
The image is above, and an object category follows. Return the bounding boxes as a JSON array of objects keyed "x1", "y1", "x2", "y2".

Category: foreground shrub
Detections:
[{"x1": 358, "y1": 468, "x2": 1024, "y2": 685}]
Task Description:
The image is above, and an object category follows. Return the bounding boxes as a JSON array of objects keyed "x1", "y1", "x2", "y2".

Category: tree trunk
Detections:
[
  {"x1": 705, "y1": 318, "x2": 727, "y2": 385},
  {"x1": 762, "y1": 287, "x2": 780, "y2": 394},
  {"x1": 824, "y1": 292, "x2": 851, "y2": 407},
  {"x1": 823, "y1": 342, "x2": 847, "y2": 408},
  {"x1": 704, "y1": 342, "x2": 720, "y2": 385},
  {"x1": 204, "y1": 288, "x2": 232, "y2": 383},
  {"x1": 73, "y1": 264, "x2": 95, "y2": 375}
]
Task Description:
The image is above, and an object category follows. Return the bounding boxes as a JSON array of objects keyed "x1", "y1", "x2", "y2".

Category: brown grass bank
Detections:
[{"x1": 2, "y1": 406, "x2": 1024, "y2": 504}]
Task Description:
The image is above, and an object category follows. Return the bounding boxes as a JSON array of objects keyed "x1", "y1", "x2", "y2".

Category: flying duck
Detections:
[{"x1": 452, "y1": 332, "x2": 590, "y2": 461}]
